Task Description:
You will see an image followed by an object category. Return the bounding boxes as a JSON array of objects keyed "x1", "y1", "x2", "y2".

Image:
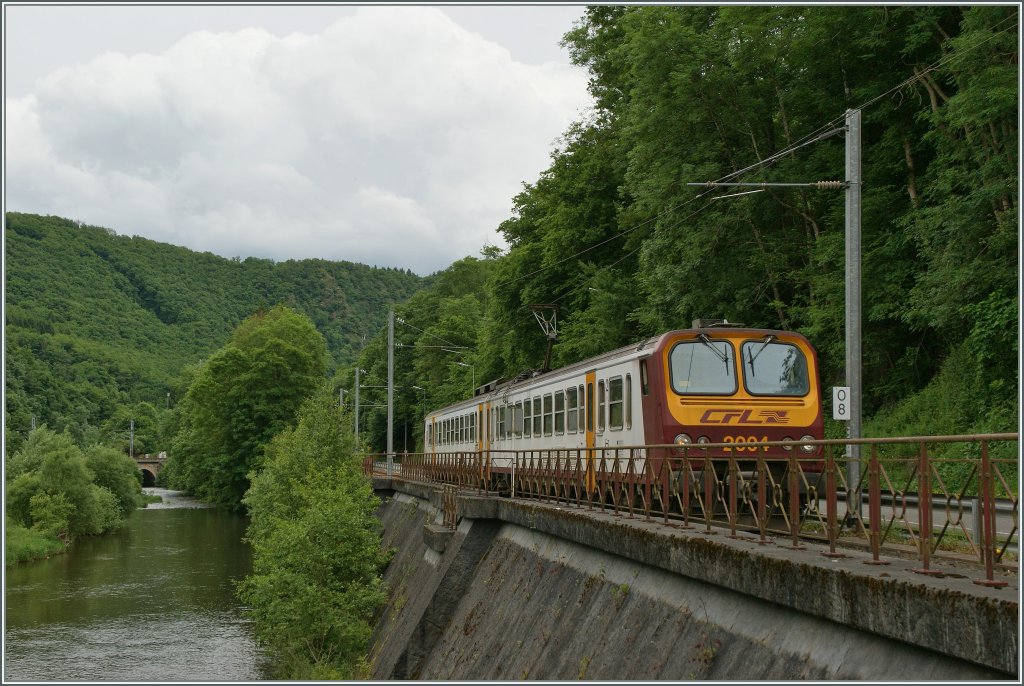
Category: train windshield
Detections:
[
  {"x1": 669, "y1": 339, "x2": 737, "y2": 395},
  {"x1": 741, "y1": 340, "x2": 809, "y2": 396}
]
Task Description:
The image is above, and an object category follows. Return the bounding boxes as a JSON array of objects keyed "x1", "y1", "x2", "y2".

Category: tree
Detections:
[
  {"x1": 84, "y1": 445, "x2": 143, "y2": 517},
  {"x1": 4, "y1": 427, "x2": 129, "y2": 543},
  {"x1": 238, "y1": 385, "x2": 387, "y2": 679},
  {"x1": 167, "y1": 305, "x2": 328, "y2": 509}
]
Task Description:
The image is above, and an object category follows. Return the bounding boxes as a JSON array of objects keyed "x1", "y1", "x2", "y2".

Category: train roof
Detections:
[{"x1": 427, "y1": 324, "x2": 810, "y2": 417}]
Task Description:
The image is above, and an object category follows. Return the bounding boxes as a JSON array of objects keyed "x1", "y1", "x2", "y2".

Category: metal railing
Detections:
[{"x1": 362, "y1": 434, "x2": 1018, "y2": 586}]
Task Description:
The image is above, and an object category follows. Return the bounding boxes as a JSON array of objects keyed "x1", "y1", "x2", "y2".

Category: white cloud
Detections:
[{"x1": 4, "y1": 6, "x2": 592, "y2": 274}]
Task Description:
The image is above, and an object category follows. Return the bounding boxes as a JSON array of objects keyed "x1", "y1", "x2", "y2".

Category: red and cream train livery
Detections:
[{"x1": 424, "y1": 321, "x2": 823, "y2": 480}]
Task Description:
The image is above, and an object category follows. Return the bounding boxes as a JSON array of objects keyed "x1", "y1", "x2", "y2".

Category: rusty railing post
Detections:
[
  {"x1": 786, "y1": 454, "x2": 805, "y2": 550},
  {"x1": 703, "y1": 452, "x2": 714, "y2": 535},
  {"x1": 728, "y1": 453, "x2": 739, "y2": 539},
  {"x1": 756, "y1": 453, "x2": 770, "y2": 545},
  {"x1": 823, "y1": 444, "x2": 846, "y2": 558},
  {"x1": 913, "y1": 441, "x2": 943, "y2": 576},
  {"x1": 864, "y1": 444, "x2": 889, "y2": 565},
  {"x1": 974, "y1": 440, "x2": 1009, "y2": 587},
  {"x1": 680, "y1": 451, "x2": 693, "y2": 530}
]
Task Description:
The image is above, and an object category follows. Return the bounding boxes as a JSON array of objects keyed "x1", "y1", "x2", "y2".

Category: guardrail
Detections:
[{"x1": 361, "y1": 433, "x2": 1018, "y2": 586}]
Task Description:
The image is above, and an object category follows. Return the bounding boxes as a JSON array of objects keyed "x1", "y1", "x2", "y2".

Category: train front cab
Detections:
[{"x1": 646, "y1": 326, "x2": 824, "y2": 500}]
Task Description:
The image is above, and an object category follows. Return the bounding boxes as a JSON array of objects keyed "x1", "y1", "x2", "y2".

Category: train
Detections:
[{"x1": 423, "y1": 320, "x2": 823, "y2": 497}]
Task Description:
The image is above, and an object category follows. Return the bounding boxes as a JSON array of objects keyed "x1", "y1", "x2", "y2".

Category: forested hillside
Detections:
[
  {"x1": 5, "y1": 212, "x2": 423, "y2": 452},
  {"x1": 353, "y1": 5, "x2": 1018, "y2": 451}
]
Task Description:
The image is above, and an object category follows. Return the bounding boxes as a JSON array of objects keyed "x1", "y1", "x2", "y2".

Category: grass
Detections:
[
  {"x1": 141, "y1": 493, "x2": 164, "y2": 506},
  {"x1": 6, "y1": 522, "x2": 67, "y2": 565}
]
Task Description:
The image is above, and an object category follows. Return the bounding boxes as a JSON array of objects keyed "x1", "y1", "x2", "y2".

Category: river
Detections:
[{"x1": 4, "y1": 488, "x2": 272, "y2": 681}]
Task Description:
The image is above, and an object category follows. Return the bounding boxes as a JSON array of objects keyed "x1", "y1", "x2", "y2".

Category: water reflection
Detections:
[{"x1": 5, "y1": 488, "x2": 270, "y2": 681}]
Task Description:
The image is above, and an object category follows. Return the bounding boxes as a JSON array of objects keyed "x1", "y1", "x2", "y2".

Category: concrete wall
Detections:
[{"x1": 368, "y1": 480, "x2": 1017, "y2": 681}]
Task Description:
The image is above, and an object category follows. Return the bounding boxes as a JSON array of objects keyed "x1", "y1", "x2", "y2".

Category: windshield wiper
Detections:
[
  {"x1": 698, "y1": 333, "x2": 730, "y2": 376},
  {"x1": 746, "y1": 334, "x2": 776, "y2": 377}
]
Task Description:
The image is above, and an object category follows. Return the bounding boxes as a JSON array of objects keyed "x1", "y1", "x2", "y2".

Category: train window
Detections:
[
  {"x1": 669, "y1": 340, "x2": 737, "y2": 395},
  {"x1": 609, "y1": 376, "x2": 623, "y2": 431},
  {"x1": 625, "y1": 374, "x2": 633, "y2": 429},
  {"x1": 597, "y1": 380, "x2": 606, "y2": 432},
  {"x1": 586, "y1": 383, "x2": 594, "y2": 433},
  {"x1": 741, "y1": 340, "x2": 810, "y2": 396},
  {"x1": 514, "y1": 401, "x2": 524, "y2": 436},
  {"x1": 497, "y1": 406, "x2": 505, "y2": 439},
  {"x1": 469, "y1": 413, "x2": 476, "y2": 442},
  {"x1": 555, "y1": 391, "x2": 565, "y2": 435},
  {"x1": 532, "y1": 397, "x2": 542, "y2": 436},
  {"x1": 523, "y1": 399, "x2": 532, "y2": 437},
  {"x1": 640, "y1": 360, "x2": 649, "y2": 395},
  {"x1": 543, "y1": 394, "x2": 553, "y2": 436},
  {"x1": 566, "y1": 387, "x2": 578, "y2": 433}
]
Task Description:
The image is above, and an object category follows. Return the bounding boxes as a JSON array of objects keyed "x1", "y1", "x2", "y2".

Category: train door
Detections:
[{"x1": 585, "y1": 370, "x2": 596, "y2": 493}]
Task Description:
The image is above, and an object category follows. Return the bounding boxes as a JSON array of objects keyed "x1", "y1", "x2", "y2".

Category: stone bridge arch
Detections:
[{"x1": 134, "y1": 452, "x2": 167, "y2": 487}]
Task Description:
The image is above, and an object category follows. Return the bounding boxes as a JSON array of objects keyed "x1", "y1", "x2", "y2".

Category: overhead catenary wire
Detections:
[{"x1": 394, "y1": 316, "x2": 471, "y2": 352}]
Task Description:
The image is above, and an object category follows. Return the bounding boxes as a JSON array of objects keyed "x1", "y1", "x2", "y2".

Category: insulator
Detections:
[{"x1": 815, "y1": 180, "x2": 844, "y2": 190}]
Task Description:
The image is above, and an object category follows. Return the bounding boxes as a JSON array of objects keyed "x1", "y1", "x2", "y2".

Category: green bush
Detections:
[
  {"x1": 238, "y1": 386, "x2": 386, "y2": 679},
  {"x1": 29, "y1": 492, "x2": 74, "y2": 541},
  {"x1": 4, "y1": 427, "x2": 135, "y2": 557},
  {"x1": 85, "y1": 445, "x2": 143, "y2": 516},
  {"x1": 5, "y1": 521, "x2": 66, "y2": 565}
]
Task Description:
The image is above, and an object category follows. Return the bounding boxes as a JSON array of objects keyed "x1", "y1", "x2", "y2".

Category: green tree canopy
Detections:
[
  {"x1": 167, "y1": 305, "x2": 328, "y2": 509},
  {"x1": 239, "y1": 385, "x2": 387, "y2": 679},
  {"x1": 5, "y1": 427, "x2": 138, "y2": 543}
]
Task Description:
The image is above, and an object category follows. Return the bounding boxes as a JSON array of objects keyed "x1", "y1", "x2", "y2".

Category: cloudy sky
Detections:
[{"x1": 4, "y1": 4, "x2": 593, "y2": 274}]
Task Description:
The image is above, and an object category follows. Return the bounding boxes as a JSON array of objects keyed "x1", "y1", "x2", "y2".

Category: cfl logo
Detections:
[{"x1": 699, "y1": 409, "x2": 790, "y2": 425}]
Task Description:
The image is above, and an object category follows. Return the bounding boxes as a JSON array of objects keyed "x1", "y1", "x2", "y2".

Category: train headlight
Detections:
[
  {"x1": 799, "y1": 435, "x2": 816, "y2": 453},
  {"x1": 674, "y1": 433, "x2": 693, "y2": 446},
  {"x1": 782, "y1": 437, "x2": 794, "y2": 452},
  {"x1": 696, "y1": 436, "x2": 710, "y2": 445}
]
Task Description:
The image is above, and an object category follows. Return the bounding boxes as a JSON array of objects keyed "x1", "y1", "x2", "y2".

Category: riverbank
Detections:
[
  {"x1": 6, "y1": 490, "x2": 170, "y2": 567},
  {"x1": 5, "y1": 522, "x2": 66, "y2": 565}
]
